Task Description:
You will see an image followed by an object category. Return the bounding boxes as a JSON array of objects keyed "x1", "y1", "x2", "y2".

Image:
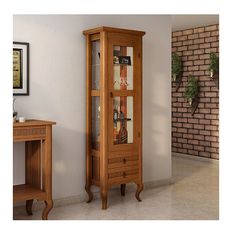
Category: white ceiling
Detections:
[{"x1": 171, "y1": 15, "x2": 219, "y2": 31}]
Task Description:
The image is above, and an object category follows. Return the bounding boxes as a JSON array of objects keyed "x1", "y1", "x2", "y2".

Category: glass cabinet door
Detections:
[
  {"x1": 92, "y1": 96, "x2": 100, "y2": 150},
  {"x1": 91, "y1": 39, "x2": 100, "y2": 150},
  {"x1": 111, "y1": 44, "x2": 136, "y2": 148},
  {"x1": 92, "y1": 40, "x2": 100, "y2": 90}
]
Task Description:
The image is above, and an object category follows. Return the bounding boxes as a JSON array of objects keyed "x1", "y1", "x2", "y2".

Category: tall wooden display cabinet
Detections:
[{"x1": 83, "y1": 26, "x2": 145, "y2": 209}]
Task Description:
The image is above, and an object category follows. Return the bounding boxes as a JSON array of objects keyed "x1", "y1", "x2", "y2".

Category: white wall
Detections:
[
  {"x1": 171, "y1": 15, "x2": 219, "y2": 31},
  {"x1": 13, "y1": 15, "x2": 171, "y2": 200}
]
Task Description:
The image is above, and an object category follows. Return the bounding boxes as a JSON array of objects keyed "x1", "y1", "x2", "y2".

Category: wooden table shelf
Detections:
[
  {"x1": 13, "y1": 184, "x2": 47, "y2": 203},
  {"x1": 13, "y1": 119, "x2": 56, "y2": 220}
]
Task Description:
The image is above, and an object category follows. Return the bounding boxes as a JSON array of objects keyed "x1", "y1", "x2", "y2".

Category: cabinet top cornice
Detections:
[{"x1": 83, "y1": 26, "x2": 145, "y2": 36}]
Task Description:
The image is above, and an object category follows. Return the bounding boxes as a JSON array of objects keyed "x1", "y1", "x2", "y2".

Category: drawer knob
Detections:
[
  {"x1": 123, "y1": 158, "x2": 126, "y2": 164},
  {"x1": 123, "y1": 172, "x2": 127, "y2": 178}
]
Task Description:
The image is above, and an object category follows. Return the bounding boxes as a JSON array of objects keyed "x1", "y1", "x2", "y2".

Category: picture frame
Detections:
[
  {"x1": 118, "y1": 56, "x2": 131, "y2": 65},
  {"x1": 13, "y1": 42, "x2": 29, "y2": 95}
]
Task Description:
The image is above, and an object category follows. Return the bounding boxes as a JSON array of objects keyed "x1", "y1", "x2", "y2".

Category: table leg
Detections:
[
  {"x1": 120, "y1": 184, "x2": 126, "y2": 196},
  {"x1": 42, "y1": 200, "x2": 53, "y2": 220},
  {"x1": 135, "y1": 183, "x2": 143, "y2": 202},
  {"x1": 42, "y1": 126, "x2": 53, "y2": 220},
  {"x1": 26, "y1": 199, "x2": 34, "y2": 215},
  {"x1": 101, "y1": 189, "x2": 108, "y2": 210}
]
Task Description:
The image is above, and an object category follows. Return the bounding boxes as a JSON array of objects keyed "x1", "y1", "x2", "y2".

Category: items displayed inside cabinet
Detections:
[
  {"x1": 113, "y1": 46, "x2": 133, "y2": 90},
  {"x1": 113, "y1": 96, "x2": 133, "y2": 145}
]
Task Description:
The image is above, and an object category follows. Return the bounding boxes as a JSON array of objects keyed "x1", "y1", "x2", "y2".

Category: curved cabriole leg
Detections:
[
  {"x1": 42, "y1": 200, "x2": 53, "y2": 220},
  {"x1": 101, "y1": 191, "x2": 108, "y2": 210},
  {"x1": 120, "y1": 184, "x2": 126, "y2": 196},
  {"x1": 85, "y1": 185, "x2": 93, "y2": 203},
  {"x1": 135, "y1": 184, "x2": 143, "y2": 202},
  {"x1": 26, "y1": 199, "x2": 34, "y2": 215}
]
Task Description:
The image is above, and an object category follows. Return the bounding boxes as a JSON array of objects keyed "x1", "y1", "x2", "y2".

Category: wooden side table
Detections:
[{"x1": 13, "y1": 120, "x2": 56, "y2": 220}]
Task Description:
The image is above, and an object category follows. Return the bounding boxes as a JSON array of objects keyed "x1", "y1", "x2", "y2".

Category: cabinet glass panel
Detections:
[
  {"x1": 92, "y1": 96, "x2": 100, "y2": 150},
  {"x1": 113, "y1": 96, "x2": 133, "y2": 144},
  {"x1": 92, "y1": 40, "x2": 100, "y2": 90},
  {"x1": 113, "y1": 46, "x2": 133, "y2": 90}
]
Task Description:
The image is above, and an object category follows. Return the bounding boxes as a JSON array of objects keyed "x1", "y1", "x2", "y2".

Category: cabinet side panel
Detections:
[
  {"x1": 86, "y1": 35, "x2": 92, "y2": 188},
  {"x1": 99, "y1": 31, "x2": 108, "y2": 191},
  {"x1": 137, "y1": 37, "x2": 143, "y2": 184}
]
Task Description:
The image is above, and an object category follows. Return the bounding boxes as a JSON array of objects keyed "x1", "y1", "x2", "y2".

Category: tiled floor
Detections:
[{"x1": 13, "y1": 156, "x2": 219, "y2": 220}]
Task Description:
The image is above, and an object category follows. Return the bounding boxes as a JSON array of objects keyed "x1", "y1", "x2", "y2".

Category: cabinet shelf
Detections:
[
  {"x1": 113, "y1": 64, "x2": 132, "y2": 67},
  {"x1": 114, "y1": 118, "x2": 131, "y2": 123},
  {"x1": 91, "y1": 90, "x2": 100, "y2": 96}
]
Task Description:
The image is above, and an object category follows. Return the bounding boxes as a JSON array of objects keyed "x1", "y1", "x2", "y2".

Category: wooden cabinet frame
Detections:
[{"x1": 83, "y1": 26, "x2": 145, "y2": 209}]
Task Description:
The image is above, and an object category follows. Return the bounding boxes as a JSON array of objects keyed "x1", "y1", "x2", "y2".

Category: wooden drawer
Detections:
[
  {"x1": 13, "y1": 126, "x2": 46, "y2": 141},
  {"x1": 108, "y1": 155, "x2": 139, "y2": 170},
  {"x1": 108, "y1": 167, "x2": 139, "y2": 185}
]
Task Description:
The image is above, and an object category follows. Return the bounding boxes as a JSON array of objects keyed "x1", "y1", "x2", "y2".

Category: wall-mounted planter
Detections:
[
  {"x1": 188, "y1": 96, "x2": 199, "y2": 116},
  {"x1": 172, "y1": 53, "x2": 183, "y2": 91},
  {"x1": 208, "y1": 52, "x2": 219, "y2": 89},
  {"x1": 184, "y1": 75, "x2": 199, "y2": 116}
]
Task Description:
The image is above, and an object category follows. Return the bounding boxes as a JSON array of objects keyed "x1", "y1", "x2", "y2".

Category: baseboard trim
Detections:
[
  {"x1": 172, "y1": 152, "x2": 219, "y2": 164},
  {"x1": 13, "y1": 177, "x2": 173, "y2": 215}
]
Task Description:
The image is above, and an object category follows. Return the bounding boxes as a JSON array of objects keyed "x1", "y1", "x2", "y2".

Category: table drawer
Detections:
[{"x1": 13, "y1": 126, "x2": 46, "y2": 141}]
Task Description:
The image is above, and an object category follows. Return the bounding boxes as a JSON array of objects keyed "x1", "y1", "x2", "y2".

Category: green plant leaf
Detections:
[
  {"x1": 184, "y1": 75, "x2": 198, "y2": 99},
  {"x1": 172, "y1": 53, "x2": 182, "y2": 77},
  {"x1": 208, "y1": 52, "x2": 219, "y2": 73}
]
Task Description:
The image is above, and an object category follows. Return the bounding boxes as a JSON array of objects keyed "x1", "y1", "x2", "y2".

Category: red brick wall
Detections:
[{"x1": 172, "y1": 24, "x2": 219, "y2": 159}]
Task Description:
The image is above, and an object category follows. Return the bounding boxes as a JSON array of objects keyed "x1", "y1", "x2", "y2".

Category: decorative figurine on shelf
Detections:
[
  {"x1": 13, "y1": 98, "x2": 17, "y2": 122},
  {"x1": 119, "y1": 56, "x2": 131, "y2": 65},
  {"x1": 113, "y1": 56, "x2": 119, "y2": 64}
]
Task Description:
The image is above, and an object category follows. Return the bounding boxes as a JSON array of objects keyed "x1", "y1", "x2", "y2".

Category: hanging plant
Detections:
[
  {"x1": 184, "y1": 75, "x2": 199, "y2": 115},
  {"x1": 208, "y1": 52, "x2": 219, "y2": 89},
  {"x1": 172, "y1": 52, "x2": 183, "y2": 91}
]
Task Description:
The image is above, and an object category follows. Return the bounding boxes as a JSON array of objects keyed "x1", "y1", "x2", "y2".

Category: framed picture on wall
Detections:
[{"x1": 13, "y1": 42, "x2": 29, "y2": 95}]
